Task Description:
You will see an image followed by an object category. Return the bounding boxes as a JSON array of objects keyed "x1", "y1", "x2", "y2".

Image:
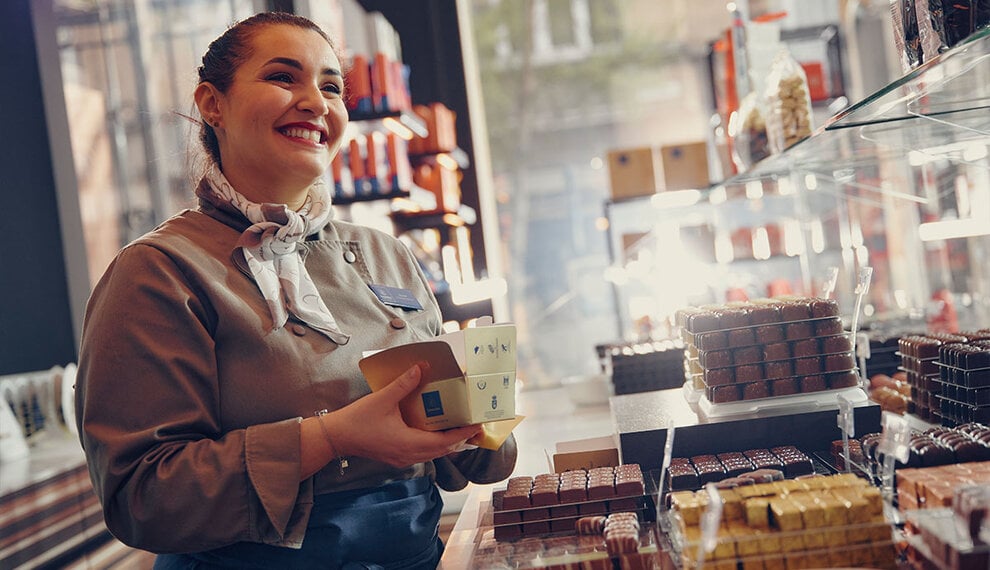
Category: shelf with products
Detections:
[{"x1": 606, "y1": 27, "x2": 990, "y2": 346}]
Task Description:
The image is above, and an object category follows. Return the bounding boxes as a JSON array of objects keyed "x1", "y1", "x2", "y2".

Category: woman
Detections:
[{"x1": 75, "y1": 12, "x2": 516, "y2": 569}]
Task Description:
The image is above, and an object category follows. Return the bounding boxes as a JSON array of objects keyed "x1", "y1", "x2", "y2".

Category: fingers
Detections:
[{"x1": 378, "y1": 363, "x2": 422, "y2": 403}]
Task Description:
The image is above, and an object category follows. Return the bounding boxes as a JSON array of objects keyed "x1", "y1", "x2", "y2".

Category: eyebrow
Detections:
[{"x1": 263, "y1": 57, "x2": 342, "y2": 77}]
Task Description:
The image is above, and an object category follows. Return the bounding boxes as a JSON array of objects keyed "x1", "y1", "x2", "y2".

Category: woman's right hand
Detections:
[{"x1": 318, "y1": 364, "x2": 482, "y2": 469}]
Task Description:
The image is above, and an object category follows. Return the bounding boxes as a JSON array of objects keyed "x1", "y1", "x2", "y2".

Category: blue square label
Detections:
[{"x1": 421, "y1": 391, "x2": 444, "y2": 418}]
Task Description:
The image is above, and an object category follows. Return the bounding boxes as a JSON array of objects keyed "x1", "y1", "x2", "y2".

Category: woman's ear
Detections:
[{"x1": 194, "y1": 82, "x2": 223, "y2": 128}]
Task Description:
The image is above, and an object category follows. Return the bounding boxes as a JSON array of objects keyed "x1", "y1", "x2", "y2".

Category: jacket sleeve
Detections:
[
  {"x1": 75, "y1": 244, "x2": 312, "y2": 553},
  {"x1": 433, "y1": 433, "x2": 518, "y2": 492}
]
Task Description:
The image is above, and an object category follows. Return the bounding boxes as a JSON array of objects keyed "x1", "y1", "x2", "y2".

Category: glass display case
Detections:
[{"x1": 606, "y1": 27, "x2": 990, "y2": 343}]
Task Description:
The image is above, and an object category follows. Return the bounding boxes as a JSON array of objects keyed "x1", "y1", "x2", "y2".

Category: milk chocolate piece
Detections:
[
  {"x1": 785, "y1": 320, "x2": 814, "y2": 340},
  {"x1": 821, "y1": 335, "x2": 853, "y2": 354},
  {"x1": 780, "y1": 301, "x2": 811, "y2": 321},
  {"x1": 736, "y1": 364, "x2": 764, "y2": 383},
  {"x1": 705, "y1": 367, "x2": 734, "y2": 387},
  {"x1": 810, "y1": 298, "x2": 839, "y2": 318},
  {"x1": 815, "y1": 318, "x2": 844, "y2": 336},
  {"x1": 522, "y1": 508, "x2": 549, "y2": 522},
  {"x1": 695, "y1": 461, "x2": 726, "y2": 485},
  {"x1": 755, "y1": 324, "x2": 785, "y2": 344},
  {"x1": 604, "y1": 530, "x2": 639, "y2": 556},
  {"x1": 530, "y1": 486, "x2": 559, "y2": 506},
  {"x1": 668, "y1": 463, "x2": 699, "y2": 490},
  {"x1": 829, "y1": 371, "x2": 859, "y2": 389},
  {"x1": 719, "y1": 308, "x2": 751, "y2": 329},
  {"x1": 734, "y1": 346, "x2": 762, "y2": 365},
  {"x1": 743, "y1": 380, "x2": 770, "y2": 400},
  {"x1": 493, "y1": 509, "x2": 521, "y2": 525},
  {"x1": 688, "y1": 311, "x2": 720, "y2": 333},
  {"x1": 709, "y1": 384, "x2": 741, "y2": 403},
  {"x1": 697, "y1": 331, "x2": 728, "y2": 350},
  {"x1": 766, "y1": 360, "x2": 793, "y2": 379},
  {"x1": 494, "y1": 524, "x2": 522, "y2": 540},
  {"x1": 771, "y1": 377, "x2": 799, "y2": 396},
  {"x1": 575, "y1": 515, "x2": 607, "y2": 535},
  {"x1": 824, "y1": 353, "x2": 855, "y2": 372},
  {"x1": 801, "y1": 375, "x2": 827, "y2": 392},
  {"x1": 702, "y1": 349, "x2": 732, "y2": 369},
  {"x1": 794, "y1": 357, "x2": 821, "y2": 376},
  {"x1": 521, "y1": 521, "x2": 551, "y2": 536},
  {"x1": 763, "y1": 342, "x2": 791, "y2": 361},
  {"x1": 502, "y1": 487, "x2": 531, "y2": 509},
  {"x1": 750, "y1": 305, "x2": 781, "y2": 324},
  {"x1": 728, "y1": 327, "x2": 756, "y2": 347},
  {"x1": 792, "y1": 339, "x2": 819, "y2": 358},
  {"x1": 588, "y1": 479, "x2": 614, "y2": 500}
]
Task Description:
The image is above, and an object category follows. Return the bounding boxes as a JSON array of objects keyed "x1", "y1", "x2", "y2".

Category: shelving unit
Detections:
[{"x1": 605, "y1": 27, "x2": 990, "y2": 344}]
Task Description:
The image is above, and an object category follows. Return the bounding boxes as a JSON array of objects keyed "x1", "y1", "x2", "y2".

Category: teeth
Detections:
[{"x1": 282, "y1": 127, "x2": 322, "y2": 143}]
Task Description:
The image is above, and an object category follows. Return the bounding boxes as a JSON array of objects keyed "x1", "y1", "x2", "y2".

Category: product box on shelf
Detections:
[
  {"x1": 360, "y1": 321, "x2": 517, "y2": 443},
  {"x1": 607, "y1": 146, "x2": 659, "y2": 201},
  {"x1": 658, "y1": 141, "x2": 710, "y2": 192}
]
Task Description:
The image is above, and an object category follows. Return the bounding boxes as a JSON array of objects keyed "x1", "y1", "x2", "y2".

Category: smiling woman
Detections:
[{"x1": 73, "y1": 11, "x2": 516, "y2": 569}]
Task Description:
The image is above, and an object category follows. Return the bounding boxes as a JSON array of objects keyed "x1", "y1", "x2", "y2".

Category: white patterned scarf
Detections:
[{"x1": 200, "y1": 166, "x2": 350, "y2": 344}]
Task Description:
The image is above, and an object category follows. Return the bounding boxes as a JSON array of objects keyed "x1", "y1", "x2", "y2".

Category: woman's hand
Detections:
[{"x1": 320, "y1": 364, "x2": 482, "y2": 469}]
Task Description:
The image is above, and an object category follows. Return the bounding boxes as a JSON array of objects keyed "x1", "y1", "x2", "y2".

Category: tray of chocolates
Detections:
[
  {"x1": 675, "y1": 298, "x2": 865, "y2": 412},
  {"x1": 900, "y1": 332, "x2": 990, "y2": 423},
  {"x1": 470, "y1": 521, "x2": 663, "y2": 569},
  {"x1": 491, "y1": 464, "x2": 652, "y2": 541},
  {"x1": 664, "y1": 446, "x2": 827, "y2": 493},
  {"x1": 665, "y1": 473, "x2": 896, "y2": 570}
]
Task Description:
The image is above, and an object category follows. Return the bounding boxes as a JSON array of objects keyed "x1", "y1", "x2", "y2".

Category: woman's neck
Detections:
[{"x1": 221, "y1": 167, "x2": 309, "y2": 211}]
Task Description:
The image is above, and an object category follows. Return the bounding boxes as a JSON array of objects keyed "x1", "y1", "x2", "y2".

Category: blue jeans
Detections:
[{"x1": 153, "y1": 477, "x2": 443, "y2": 570}]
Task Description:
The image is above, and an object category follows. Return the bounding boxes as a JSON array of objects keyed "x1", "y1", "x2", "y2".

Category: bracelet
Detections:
[{"x1": 314, "y1": 409, "x2": 349, "y2": 476}]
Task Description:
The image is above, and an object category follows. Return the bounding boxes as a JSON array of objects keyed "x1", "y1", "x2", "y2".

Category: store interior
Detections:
[{"x1": 3, "y1": 0, "x2": 990, "y2": 568}]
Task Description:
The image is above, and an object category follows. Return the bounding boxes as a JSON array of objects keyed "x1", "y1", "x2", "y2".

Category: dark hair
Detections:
[{"x1": 197, "y1": 12, "x2": 335, "y2": 166}]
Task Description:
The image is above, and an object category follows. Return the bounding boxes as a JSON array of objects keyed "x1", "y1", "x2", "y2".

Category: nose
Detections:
[{"x1": 298, "y1": 82, "x2": 329, "y2": 116}]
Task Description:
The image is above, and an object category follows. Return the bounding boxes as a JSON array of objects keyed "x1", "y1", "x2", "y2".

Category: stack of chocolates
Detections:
[
  {"x1": 936, "y1": 334, "x2": 990, "y2": 426},
  {"x1": 676, "y1": 297, "x2": 860, "y2": 405},
  {"x1": 492, "y1": 465, "x2": 647, "y2": 541},
  {"x1": 666, "y1": 446, "x2": 815, "y2": 491},
  {"x1": 896, "y1": 459, "x2": 990, "y2": 511},
  {"x1": 858, "y1": 423, "x2": 990, "y2": 472},
  {"x1": 899, "y1": 333, "x2": 969, "y2": 422},
  {"x1": 469, "y1": 532, "x2": 658, "y2": 569}
]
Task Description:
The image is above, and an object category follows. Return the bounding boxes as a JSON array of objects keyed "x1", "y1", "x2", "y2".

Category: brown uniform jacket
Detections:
[{"x1": 76, "y1": 194, "x2": 516, "y2": 553}]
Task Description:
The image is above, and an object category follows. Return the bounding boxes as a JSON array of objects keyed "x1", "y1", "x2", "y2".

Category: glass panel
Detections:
[{"x1": 55, "y1": 0, "x2": 259, "y2": 285}]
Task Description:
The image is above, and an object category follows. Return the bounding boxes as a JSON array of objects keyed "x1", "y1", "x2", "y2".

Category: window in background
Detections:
[
  {"x1": 467, "y1": 0, "x2": 732, "y2": 387},
  {"x1": 54, "y1": 0, "x2": 262, "y2": 286}
]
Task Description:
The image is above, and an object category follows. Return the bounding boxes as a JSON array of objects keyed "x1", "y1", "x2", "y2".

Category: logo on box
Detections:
[{"x1": 422, "y1": 391, "x2": 444, "y2": 417}]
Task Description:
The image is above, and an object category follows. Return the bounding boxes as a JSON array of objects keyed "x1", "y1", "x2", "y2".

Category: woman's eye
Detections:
[
  {"x1": 322, "y1": 83, "x2": 342, "y2": 95},
  {"x1": 267, "y1": 72, "x2": 293, "y2": 83}
]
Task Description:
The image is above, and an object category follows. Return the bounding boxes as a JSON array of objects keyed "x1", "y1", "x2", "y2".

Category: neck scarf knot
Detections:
[{"x1": 200, "y1": 167, "x2": 349, "y2": 344}]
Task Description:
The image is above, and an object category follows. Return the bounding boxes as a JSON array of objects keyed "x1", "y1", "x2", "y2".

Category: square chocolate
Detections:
[
  {"x1": 771, "y1": 377, "x2": 799, "y2": 396},
  {"x1": 735, "y1": 364, "x2": 764, "y2": 383},
  {"x1": 763, "y1": 342, "x2": 792, "y2": 361},
  {"x1": 755, "y1": 325, "x2": 785, "y2": 344},
  {"x1": 742, "y1": 381, "x2": 770, "y2": 400},
  {"x1": 734, "y1": 346, "x2": 763, "y2": 366},
  {"x1": 785, "y1": 321, "x2": 814, "y2": 340},
  {"x1": 705, "y1": 367, "x2": 734, "y2": 387},
  {"x1": 765, "y1": 360, "x2": 793, "y2": 380},
  {"x1": 815, "y1": 318, "x2": 844, "y2": 336},
  {"x1": 728, "y1": 327, "x2": 757, "y2": 347},
  {"x1": 800, "y1": 375, "x2": 827, "y2": 392},
  {"x1": 794, "y1": 357, "x2": 821, "y2": 376}
]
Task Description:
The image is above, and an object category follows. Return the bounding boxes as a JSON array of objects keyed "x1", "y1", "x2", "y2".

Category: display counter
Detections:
[{"x1": 611, "y1": 386, "x2": 882, "y2": 471}]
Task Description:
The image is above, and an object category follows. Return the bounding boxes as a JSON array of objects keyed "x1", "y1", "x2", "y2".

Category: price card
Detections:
[
  {"x1": 877, "y1": 411, "x2": 911, "y2": 501},
  {"x1": 695, "y1": 482, "x2": 723, "y2": 567},
  {"x1": 656, "y1": 421, "x2": 676, "y2": 531},
  {"x1": 849, "y1": 267, "x2": 874, "y2": 361},
  {"x1": 837, "y1": 394, "x2": 855, "y2": 473},
  {"x1": 820, "y1": 266, "x2": 839, "y2": 298}
]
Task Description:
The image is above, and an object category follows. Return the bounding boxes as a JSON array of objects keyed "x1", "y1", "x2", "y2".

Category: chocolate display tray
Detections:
[
  {"x1": 660, "y1": 452, "x2": 837, "y2": 495},
  {"x1": 684, "y1": 317, "x2": 844, "y2": 351},
  {"x1": 937, "y1": 362, "x2": 990, "y2": 388},
  {"x1": 491, "y1": 480, "x2": 657, "y2": 542},
  {"x1": 697, "y1": 385, "x2": 868, "y2": 419}
]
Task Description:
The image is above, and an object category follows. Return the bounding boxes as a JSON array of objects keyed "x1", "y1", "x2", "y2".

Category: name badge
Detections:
[{"x1": 369, "y1": 284, "x2": 423, "y2": 311}]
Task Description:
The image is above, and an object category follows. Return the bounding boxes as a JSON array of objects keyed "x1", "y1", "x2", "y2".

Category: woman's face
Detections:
[{"x1": 214, "y1": 24, "x2": 347, "y2": 196}]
